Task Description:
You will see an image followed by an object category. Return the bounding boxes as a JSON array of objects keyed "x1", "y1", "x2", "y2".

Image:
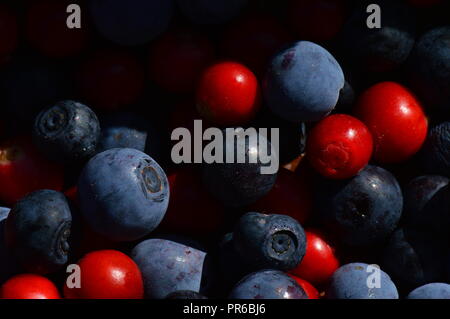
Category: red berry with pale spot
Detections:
[{"x1": 306, "y1": 114, "x2": 373, "y2": 179}]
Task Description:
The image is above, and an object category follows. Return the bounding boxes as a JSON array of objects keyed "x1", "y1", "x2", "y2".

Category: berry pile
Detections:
[{"x1": 0, "y1": 0, "x2": 449, "y2": 300}]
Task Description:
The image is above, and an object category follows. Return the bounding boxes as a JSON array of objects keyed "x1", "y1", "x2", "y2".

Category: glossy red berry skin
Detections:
[
  {"x1": 249, "y1": 167, "x2": 312, "y2": 224},
  {"x1": 354, "y1": 82, "x2": 428, "y2": 164},
  {"x1": 290, "y1": 229, "x2": 340, "y2": 286},
  {"x1": 221, "y1": 13, "x2": 293, "y2": 75},
  {"x1": 306, "y1": 114, "x2": 373, "y2": 179},
  {"x1": 196, "y1": 61, "x2": 261, "y2": 126},
  {"x1": 78, "y1": 50, "x2": 145, "y2": 111},
  {"x1": 1, "y1": 274, "x2": 61, "y2": 299},
  {"x1": 160, "y1": 167, "x2": 226, "y2": 237},
  {"x1": 149, "y1": 27, "x2": 215, "y2": 94},
  {"x1": 288, "y1": 0, "x2": 348, "y2": 42},
  {"x1": 0, "y1": 136, "x2": 64, "y2": 205},
  {"x1": 26, "y1": 0, "x2": 88, "y2": 58},
  {"x1": 288, "y1": 274, "x2": 320, "y2": 299},
  {"x1": 64, "y1": 250, "x2": 144, "y2": 299},
  {"x1": 0, "y1": 4, "x2": 18, "y2": 65}
]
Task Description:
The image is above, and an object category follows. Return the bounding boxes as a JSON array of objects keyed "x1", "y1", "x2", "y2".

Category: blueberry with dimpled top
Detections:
[{"x1": 78, "y1": 148, "x2": 169, "y2": 242}]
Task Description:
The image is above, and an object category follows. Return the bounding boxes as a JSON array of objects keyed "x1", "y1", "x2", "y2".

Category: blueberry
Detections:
[
  {"x1": 0, "y1": 207, "x2": 19, "y2": 284},
  {"x1": 78, "y1": 148, "x2": 169, "y2": 242},
  {"x1": 97, "y1": 112, "x2": 165, "y2": 162},
  {"x1": 402, "y1": 175, "x2": 449, "y2": 225},
  {"x1": 131, "y1": 238, "x2": 214, "y2": 299},
  {"x1": 165, "y1": 290, "x2": 208, "y2": 299},
  {"x1": 202, "y1": 128, "x2": 277, "y2": 207},
  {"x1": 233, "y1": 212, "x2": 306, "y2": 271},
  {"x1": 89, "y1": 0, "x2": 174, "y2": 46},
  {"x1": 402, "y1": 180, "x2": 450, "y2": 241},
  {"x1": 381, "y1": 228, "x2": 447, "y2": 289},
  {"x1": 315, "y1": 165, "x2": 403, "y2": 247},
  {"x1": 407, "y1": 27, "x2": 450, "y2": 112},
  {"x1": 341, "y1": 1, "x2": 416, "y2": 74},
  {"x1": 422, "y1": 122, "x2": 450, "y2": 177},
  {"x1": 32, "y1": 100, "x2": 100, "y2": 163},
  {"x1": 229, "y1": 269, "x2": 307, "y2": 299},
  {"x1": 263, "y1": 41, "x2": 344, "y2": 122},
  {"x1": 98, "y1": 112, "x2": 149, "y2": 153},
  {"x1": 4, "y1": 190, "x2": 72, "y2": 274},
  {"x1": 326, "y1": 263, "x2": 398, "y2": 299},
  {"x1": 407, "y1": 283, "x2": 450, "y2": 299},
  {"x1": 177, "y1": 0, "x2": 249, "y2": 25}
]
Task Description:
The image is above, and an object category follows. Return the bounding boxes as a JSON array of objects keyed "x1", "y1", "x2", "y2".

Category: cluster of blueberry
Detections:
[{"x1": 0, "y1": 0, "x2": 449, "y2": 300}]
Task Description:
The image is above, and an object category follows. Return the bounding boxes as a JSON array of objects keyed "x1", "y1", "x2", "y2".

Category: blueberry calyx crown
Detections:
[
  {"x1": 53, "y1": 221, "x2": 71, "y2": 259},
  {"x1": 140, "y1": 159, "x2": 162, "y2": 194},
  {"x1": 36, "y1": 104, "x2": 69, "y2": 137}
]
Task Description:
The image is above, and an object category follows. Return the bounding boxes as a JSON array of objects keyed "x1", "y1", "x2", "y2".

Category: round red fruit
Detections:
[
  {"x1": 149, "y1": 27, "x2": 215, "y2": 94},
  {"x1": 288, "y1": 274, "x2": 320, "y2": 299},
  {"x1": 196, "y1": 61, "x2": 261, "y2": 126},
  {"x1": 64, "y1": 250, "x2": 143, "y2": 299},
  {"x1": 26, "y1": 0, "x2": 88, "y2": 58},
  {"x1": 0, "y1": 136, "x2": 64, "y2": 205},
  {"x1": 354, "y1": 82, "x2": 428, "y2": 164},
  {"x1": 1, "y1": 274, "x2": 60, "y2": 299},
  {"x1": 290, "y1": 229, "x2": 340, "y2": 286},
  {"x1": 221, "y1": 13, "x2": 293, "y2": 75},
  {"x1": 306, "y1": 114, "x2": 373, "y2": 179},
  {"x1": 78, "y1": 50, "x2": 145, "y2": 111},
  {"x1": 288, "y1": 0, "x2": 348, "y2": 42},
  {"x1": 249, "y1": 167, "x2": 312, "y2": 224}
]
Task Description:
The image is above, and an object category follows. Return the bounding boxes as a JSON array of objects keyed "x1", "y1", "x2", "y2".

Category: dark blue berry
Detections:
[
  {"x1": 4, "y1": 190, "x2": 72, "y2": 274},
  {"x1": 33, "y1": 100, "x2": 100, "y2": 163},
  {"x1": 315, "y1": 165, "x2": 403, "y2": 247},
  {"x1": 233, "y1": 212, "x2": 306, "y2": 271}
]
